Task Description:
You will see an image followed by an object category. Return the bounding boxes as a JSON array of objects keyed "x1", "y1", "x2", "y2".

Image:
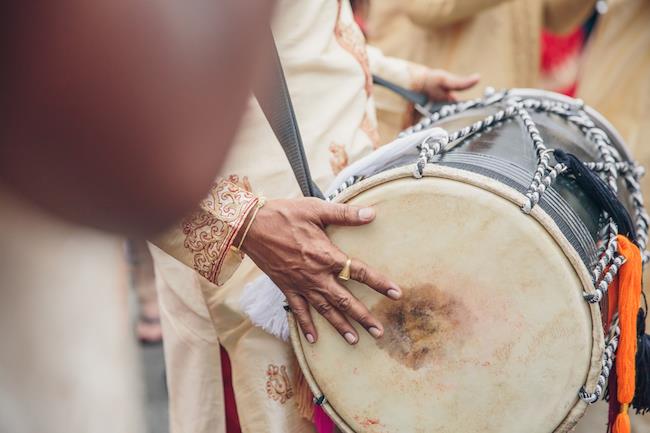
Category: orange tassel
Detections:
[
  {"x1": 613, "y1": 406, "x2": 631, "y2": 433},
  {"x1": 612, "y1": 235, "x2": 643, "y2": 433}
]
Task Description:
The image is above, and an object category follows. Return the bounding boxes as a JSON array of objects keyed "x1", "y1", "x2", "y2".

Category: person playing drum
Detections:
[{"x1": 149, "y1": 1, "x2": 479, "y2": 432}]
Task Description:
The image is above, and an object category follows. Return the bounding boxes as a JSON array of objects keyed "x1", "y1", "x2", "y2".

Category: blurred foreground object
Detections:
[
  {"x1": 0, "y1": 2, "x2": 274, "y2": 433},
  {"x1": 0, "y1": 1, "x2": 274, "y2": 235}
]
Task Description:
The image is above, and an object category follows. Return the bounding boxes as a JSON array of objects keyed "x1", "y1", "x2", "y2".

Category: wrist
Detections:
[{"x1": 408, "y1": 64, "x2": 429, "y2": 93}]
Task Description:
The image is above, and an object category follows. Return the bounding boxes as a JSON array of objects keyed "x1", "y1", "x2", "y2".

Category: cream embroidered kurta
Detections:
[
  {"x1": 366, "y1": 0, "x2": 595, "y2": 139},
  {"x1": 150, "y1": 1, "x2": 419, "y2": 432}
]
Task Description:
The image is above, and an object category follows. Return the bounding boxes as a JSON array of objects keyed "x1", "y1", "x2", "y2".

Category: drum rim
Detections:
[{"x1": 290, "y1": 163, "x2": 605, "y2": 433}]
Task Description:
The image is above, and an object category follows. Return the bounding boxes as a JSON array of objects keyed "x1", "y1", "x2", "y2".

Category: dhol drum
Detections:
[{"x1": 289, "y1": 89, "x2": 648, "y2": 433}]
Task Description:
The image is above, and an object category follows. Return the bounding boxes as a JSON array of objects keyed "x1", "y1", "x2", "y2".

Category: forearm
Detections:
[{"x1": 367, "y1": 45, "x2": 428, "y2": 92}]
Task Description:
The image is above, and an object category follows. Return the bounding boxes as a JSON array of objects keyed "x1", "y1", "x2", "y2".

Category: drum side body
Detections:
[
  {"x1": 293, "y1": 166, "x2": 603, "y2": 433},
  {"x1": 436, "y1": 106, "x2": 606, "y2": 244}
]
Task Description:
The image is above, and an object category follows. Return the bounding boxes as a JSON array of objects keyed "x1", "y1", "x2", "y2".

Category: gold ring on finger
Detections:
[{"x1": 338, "y1": 258, "x2": 352, "y2": 281}]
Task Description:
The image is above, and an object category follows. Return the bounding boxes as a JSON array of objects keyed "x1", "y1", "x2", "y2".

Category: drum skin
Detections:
[{"x1": 292, "y1": 165, "x2": 604, "y2": 433}]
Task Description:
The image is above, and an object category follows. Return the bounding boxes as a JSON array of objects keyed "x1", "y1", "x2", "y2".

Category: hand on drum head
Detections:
[{"x1": 241, "y1": 198, "x2": 402, "y2": 345}]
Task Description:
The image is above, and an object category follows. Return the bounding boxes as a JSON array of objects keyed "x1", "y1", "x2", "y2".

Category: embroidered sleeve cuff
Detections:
[{"x1": 152, "y1": 178, "x2": 258, "y2": 286}]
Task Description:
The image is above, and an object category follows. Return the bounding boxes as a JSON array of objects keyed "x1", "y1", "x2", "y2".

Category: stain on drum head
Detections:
[
  {"x1": 295, "y1": 171, "x2": 599, "y2": 433},
  {"x1": 373, "y1": 284, "x2": 474, "y2": 371}
]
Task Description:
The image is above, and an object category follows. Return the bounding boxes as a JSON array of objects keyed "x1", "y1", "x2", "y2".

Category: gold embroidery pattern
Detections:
[
  {"x1": 334, "y1": 0, "x2": 372, "y2": 96},
  {"x1": 360, "y1": 111, "x2": 381, "y2": 149},
  {"x1": 181, "y1": 178, "x2": 257, "y2": 283},
  {"x1": 266, "y1": 364, "x2": 294, "y2": 404},
  {"x1": 329, "y1": 142, "x2": 349, "y2": 175}
]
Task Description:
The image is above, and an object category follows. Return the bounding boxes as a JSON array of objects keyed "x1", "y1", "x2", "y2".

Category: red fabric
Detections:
[
  {"x1": 220, "y1": 345, "x2": 242, "y2": 433},
  {"x1": 353, "y1": 14, "x2": 367, "y2": 36},
  {"x1": 313, "y1": 406, "x2": 336, "y2": 433},
  {"x1": 540, "y1": 28, "x2": 584, "y2": 96},
  {"x1": 557, "y1": 82, "x2": 578, "y2": 98},
  {"x1": 541, "y1": 29, "x2": 584, "y2": 72}
]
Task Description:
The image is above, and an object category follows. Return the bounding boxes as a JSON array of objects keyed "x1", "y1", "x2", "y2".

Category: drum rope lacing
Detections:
[
  {"x1": 580, "y1": 315, "x2": 621, "y2": 404},
  {"x1": 402, "y1": 92, "x2": 648, "y2": 263},
  {"x1": 331, "y1": 91, "x2": 649, "y2": 406}
]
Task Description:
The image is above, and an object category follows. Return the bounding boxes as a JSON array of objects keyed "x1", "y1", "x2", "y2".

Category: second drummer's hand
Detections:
[{"x1": 240, "y1": 198, "x2": 402, "y2": 345}]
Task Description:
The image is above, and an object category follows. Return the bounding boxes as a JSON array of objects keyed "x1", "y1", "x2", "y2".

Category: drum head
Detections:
[{"x1": 291, "y1": 166, "x2": 603, "y2": 433}]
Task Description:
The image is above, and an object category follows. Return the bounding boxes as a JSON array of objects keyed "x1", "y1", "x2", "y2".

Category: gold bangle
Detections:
[{"x1": 233, "y1": 197, "x2": 266, "y2": 253}]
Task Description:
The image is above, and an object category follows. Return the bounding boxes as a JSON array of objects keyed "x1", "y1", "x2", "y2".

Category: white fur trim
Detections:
[
  {"x1": 240, "y1": 275, "x2": 289, "y2": 341},
  {"x1": 326, "y1": 127, "x2": 447, "y2": 196}
]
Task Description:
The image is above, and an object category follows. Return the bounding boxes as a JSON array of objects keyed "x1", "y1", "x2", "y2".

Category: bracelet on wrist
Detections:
[{"x1": 232, "y1": 197, "x2": 266, "y2": 254}]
